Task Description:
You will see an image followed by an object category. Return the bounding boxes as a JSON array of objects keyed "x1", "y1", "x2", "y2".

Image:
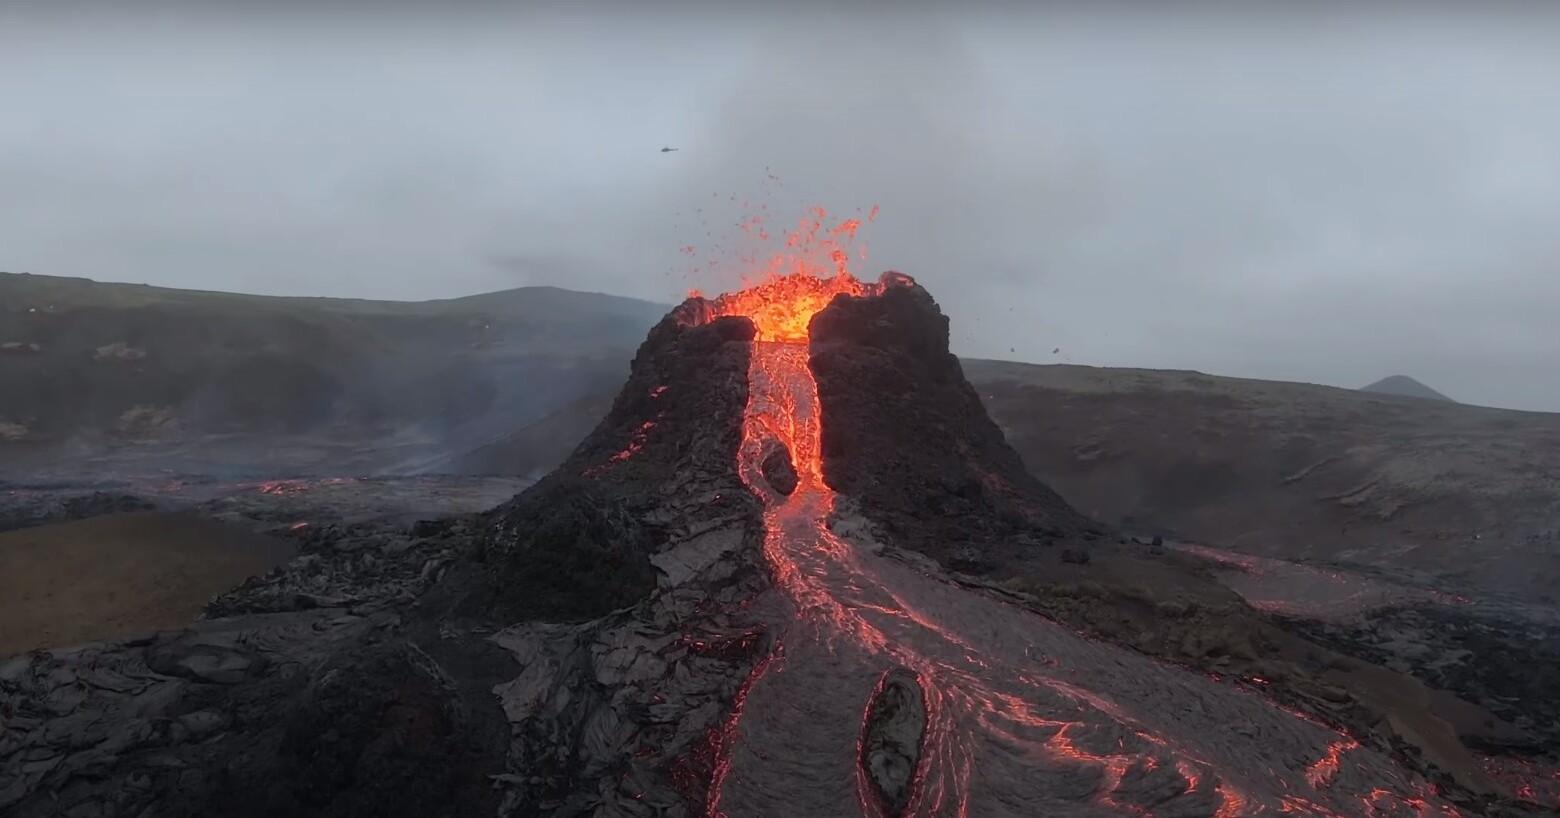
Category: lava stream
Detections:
[
  {"x1": 701, "y1": 290, "x2": 1459, "y2": 817},
  {"x1": 692, "y1": 239, "x2": 1457, "y2": 815}
]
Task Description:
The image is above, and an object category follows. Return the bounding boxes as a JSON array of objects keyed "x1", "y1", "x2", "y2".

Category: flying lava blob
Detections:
[{"x1": 679, "y1": 206, "x2": 888, "y2": 338}]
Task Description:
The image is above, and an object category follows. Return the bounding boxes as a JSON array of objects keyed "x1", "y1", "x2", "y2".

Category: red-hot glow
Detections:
[
  {"x1": 256, "y1": 476, "x2": 362, "y2": 495},
  {"x1": 709, "y1": 271, "x2": 872, "y2": 343},
  {"x1": 1482, "y1": 755, "x2": 1560, "y2": 809},
  {"x1": 1305, "y1": 739, "x2": 1358, "y2": 789},
  {"x1": 608, "y1": 419, "x2": 660, "y2": 464},
  {"x1": 682, "y1": 205, "x2": 1452, "y2": 817},
  {"x1": 696, "y1": 207, "x2": 879, "y2": 343},
  {"x1": 705, "y1": 641, "x2": 780, "y2": 818}
]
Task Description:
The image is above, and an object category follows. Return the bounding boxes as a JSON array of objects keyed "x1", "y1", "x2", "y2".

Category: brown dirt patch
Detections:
[{"x1": 0, "y1": 511, "x2": 294, "y2": 656}]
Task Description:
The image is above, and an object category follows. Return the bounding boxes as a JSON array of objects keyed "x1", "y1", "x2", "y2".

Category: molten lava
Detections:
[
  {"x1": 684, "y1": 208, "x2": 1459, "y2": 817},
  {"x1": 706, "y1": 272, "x2": 874, "y2": 343},
  {"x1": 680, "y1": 206, "x2": 886, "y2": 344}
]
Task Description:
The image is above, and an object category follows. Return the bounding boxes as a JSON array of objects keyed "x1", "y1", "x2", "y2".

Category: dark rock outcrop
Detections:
[
  {"x1": 1, "y1": 499, "x2": 781, "y2": 818},
  {"x1": 442, "y1": 306, "x2": 783, "y2": 814},
  {"x1": 0, "y1": 597, "x2": 516, "y2": 818},
  {"x1": 479, "y1": 312, "x2": 760, "y2": 621},
  {"x1": 1288, "y1": 602, "x2": 1560, "y2": 759},
  {"x1": 859, "y1": 668, "x2": 928, "y2": 816},
  {"x1": 809, "y1": 276, "x2": 1099, "y2": 569},
  {"x1": 759, "y1": 440, "x2": 798, "y2": 496},
  {"x1": 0, "y1": 490, "x2": 156, "y2": 533}
]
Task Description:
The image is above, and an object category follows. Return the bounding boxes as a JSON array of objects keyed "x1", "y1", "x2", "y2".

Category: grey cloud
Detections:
[{"x1": 2, "y1": 3, "x2": 1558, "y2": 410}]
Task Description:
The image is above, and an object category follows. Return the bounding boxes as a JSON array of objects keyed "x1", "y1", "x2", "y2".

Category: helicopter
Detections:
[{"x1": 660, "y1": 146, "x2": 679, "y2": 153}]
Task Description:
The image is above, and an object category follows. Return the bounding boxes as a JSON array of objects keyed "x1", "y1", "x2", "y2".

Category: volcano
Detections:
[
  {"x1": 478, "y1": 271, "x2": 1096, "y2": 623},
  {"x1": 0, "y1": 266, "x2": 1480, "y2": 817},
  {"x1": 470, "y1": 271, "x2": 1467, "y2": 817}
]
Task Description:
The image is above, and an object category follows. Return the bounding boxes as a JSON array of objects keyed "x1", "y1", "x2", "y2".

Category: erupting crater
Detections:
[{"x1": 473, "y1": 209, "x2": 1472, "y2": 817}]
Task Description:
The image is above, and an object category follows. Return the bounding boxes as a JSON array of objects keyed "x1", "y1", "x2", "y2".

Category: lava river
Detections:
[{"x1": 694, "y1": 273, "x2": 1462, "y2": 818}]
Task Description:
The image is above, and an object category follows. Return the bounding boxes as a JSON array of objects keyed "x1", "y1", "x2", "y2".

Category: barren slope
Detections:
[
  {"x1": 0, "y1": 272, "x2": 664, "y2": 478},
  {"x1": 963, "y1": 361, "x2": 1560, "y2": 602}
]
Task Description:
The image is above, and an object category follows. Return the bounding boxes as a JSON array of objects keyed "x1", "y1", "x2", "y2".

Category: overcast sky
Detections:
[{"x1": 3, "y1": 3, "x2": 1558, "y2": 411}]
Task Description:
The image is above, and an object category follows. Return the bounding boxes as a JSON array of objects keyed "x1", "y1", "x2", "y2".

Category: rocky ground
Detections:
[
  {"x1": 5, "y1": 488, "x2": 1532, "y2": 817},
  {"x1": 996, "y1": 536, "x2": 1560, "y2": 814},
  {"x1": 0, "y1": 514, "x2": 521, "y2": 818},
  {"x1": 0, "y1": 476, "x2": 532, "y2": 658},
  {"x1": 1, "y1": 475, "x2": 532, "y2": 534},
  {"x1": 0, "y1": 488, "x2": 778, "y2": 818},
  {"x1": 5, "y1": 473, "x2": 1554, "y2": 815},
  {"x1": 1295, "y1": 603, "x2": 1560, "y2": 746},
  {"x1": 965, "y1": 360, "x2": 1560, "y2": 607}
]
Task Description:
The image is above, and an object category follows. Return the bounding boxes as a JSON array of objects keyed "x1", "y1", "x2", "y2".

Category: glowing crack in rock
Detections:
[{"x1": 677, "y1": 206, "x2": 1462, "y2": 817}]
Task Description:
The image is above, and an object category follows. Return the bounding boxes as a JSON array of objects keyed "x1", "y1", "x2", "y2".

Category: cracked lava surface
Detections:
[{"x1": 687, "y1": 255, "x2": 1463, "y2": 816}]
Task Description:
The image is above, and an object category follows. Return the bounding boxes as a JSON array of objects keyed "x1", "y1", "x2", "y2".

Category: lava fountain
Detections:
[{"x1": 678, "y1": 208, "x2": 1462, "y2": 818}]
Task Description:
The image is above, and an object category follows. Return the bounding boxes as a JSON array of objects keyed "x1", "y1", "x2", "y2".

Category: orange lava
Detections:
[
  {"x1": 705, "y1": 641, "x2": 781, "y2": 818},
  {"x1": 694, "y1": 206, "x2": 880, "y2": 343},
  {"x1": 712, "y1": 273, "x2": 870, "y2": 342},
  {"x1": 1305, "y1": 739, "x2": 1358, "y2": 789},
  {"x1": 693, "y1": 212, "x2": 1181, "y2": 813},
  {"x1": 255, "y1": 477, "x2": 361, "y2": 495}
]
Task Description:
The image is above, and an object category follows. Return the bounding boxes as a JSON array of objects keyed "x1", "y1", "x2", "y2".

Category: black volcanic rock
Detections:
[
  {"x1": 560, "y1": 310, "x2": 755, "y2": 487},
  {"x1": 760, "y1": 440, "x2": 798, "y2": 495},
  {"x1": 810, "y1": 276, "x2": 1098, "y2": 569},
  {"x1": 169, "y1": 636, "x2": 515, "y2": 818},
  {"x1": 479, "y1": 310, "x2": 760, "y2": 620},
  {"x1": 0, "y1": 490, "x2": 156, "y2": 533},
  {"x1": 0, "y1": 602, "x2": 518, "y2": 818},
  {"x1": 860, "y1": 668, "x2": 928, "y2": 816}
]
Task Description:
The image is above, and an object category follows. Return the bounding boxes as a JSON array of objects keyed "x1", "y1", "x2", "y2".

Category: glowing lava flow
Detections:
[{"x1": 691, "y1": 211, "x2": 1459, "y2": 818}]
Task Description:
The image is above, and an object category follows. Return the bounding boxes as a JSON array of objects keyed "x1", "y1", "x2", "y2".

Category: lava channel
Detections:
[{"x1": 689, "y1": 221, "x2": 1461, "y2": 817}]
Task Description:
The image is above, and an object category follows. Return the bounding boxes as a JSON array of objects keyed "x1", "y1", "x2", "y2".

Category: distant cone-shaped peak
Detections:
[{"x1": 1360, "y1": 374, "x2": 1455, "y2": 403}]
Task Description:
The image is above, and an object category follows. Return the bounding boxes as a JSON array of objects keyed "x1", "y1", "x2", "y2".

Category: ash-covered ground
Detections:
[
  {"x1": 1160, "y1": 539, "x2": 1560, "y2": 811},
  {"x1": 2, "y1": 473, "x2": 532, "y2": 532},
  {"x1": 2, "y1": 274, "x2": 1557, "y2": 817}
]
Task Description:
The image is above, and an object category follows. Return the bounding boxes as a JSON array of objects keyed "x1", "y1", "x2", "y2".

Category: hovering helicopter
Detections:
[{"x1": 660, "y1": 146, "x2": 679, "y2": 153}]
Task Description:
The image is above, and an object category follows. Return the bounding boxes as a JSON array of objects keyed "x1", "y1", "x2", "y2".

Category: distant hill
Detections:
[
  {"x1": 1359, "y1": 375, "x2": 1456, "y2": 403},
  {"x1": 427, "y1": 391, "x2": 618, "y2": 479},
  {"x1": 0, "y1": 272, "x2": 669, "y2": 330},
  {"x1": 0, "y1": 272, "x2": 669, "y2": 476}
]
